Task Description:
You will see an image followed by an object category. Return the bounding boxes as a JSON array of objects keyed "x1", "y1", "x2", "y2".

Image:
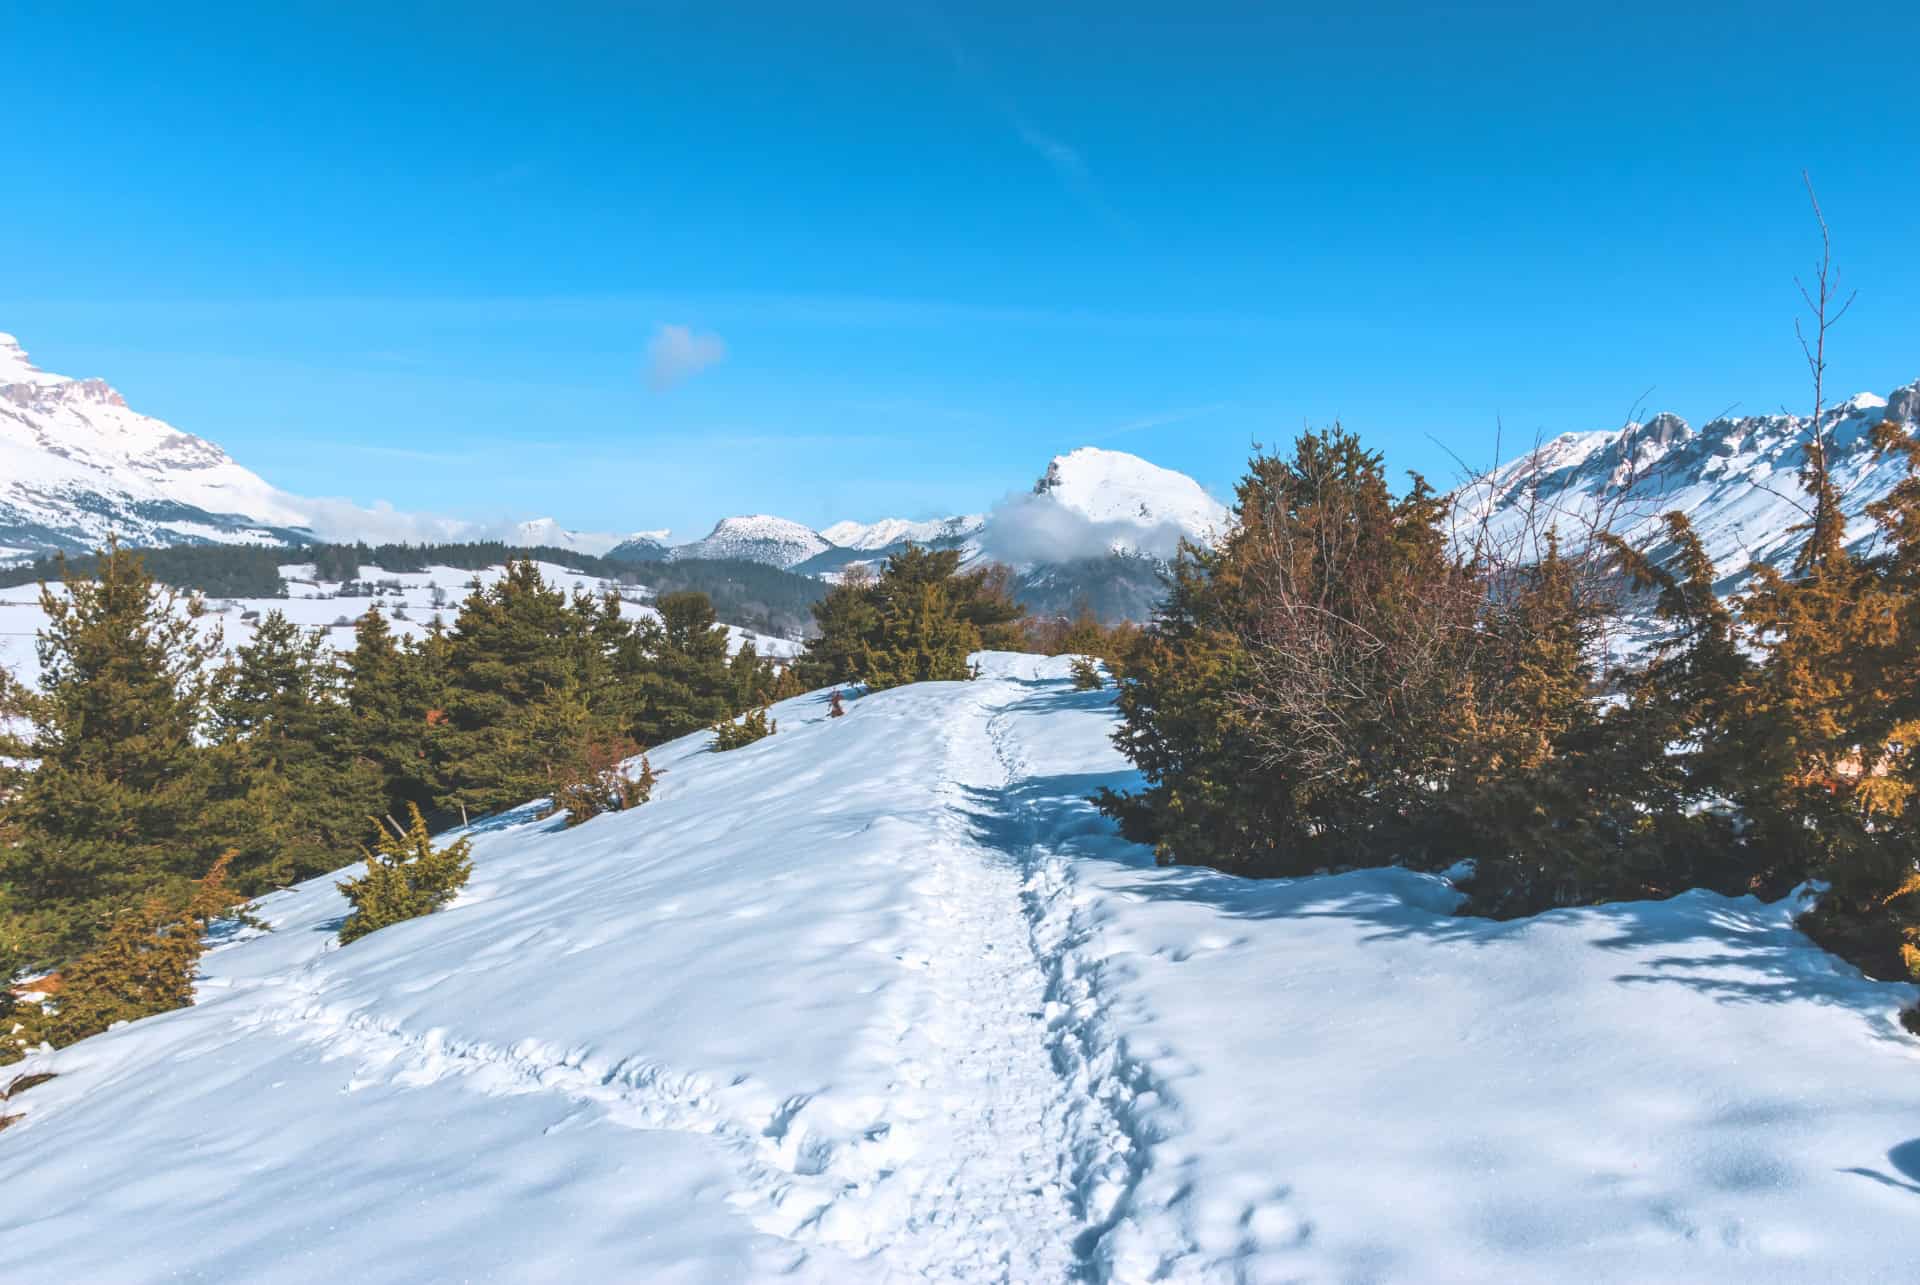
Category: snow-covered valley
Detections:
[{"x1": 5, "y1": 655, "x2": 1918, "y2": 1283}]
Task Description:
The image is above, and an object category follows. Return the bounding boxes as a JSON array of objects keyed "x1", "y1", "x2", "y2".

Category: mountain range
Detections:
[{"x1": 6, "y1": 328, "x2": 1919, "y2": 616}]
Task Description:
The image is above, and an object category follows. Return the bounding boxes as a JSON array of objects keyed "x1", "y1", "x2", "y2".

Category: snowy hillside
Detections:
[
  {"x1": 0, "y1": 559, "x2": 797, "y2": 692},
  {"x1": 1462, "y1": 381, "x2": 1920, "y2": 590},
  {"x1": 669, "y1": 515, "x2": 833, "y2": 569},
  {"x1": 5, "y1": 655, "x2": 1920, "y2": 1282},
  {"x1": 819, "y1": 514, "x2": 987, "y2": 552},
  {"x1": 0, "y1": 331, "x2": 643, "y2": 560},
  {"x1": 1032, "y1": 446, "x2": 1231, "y2": 547},
  {"x1": 0, "y1": 333, "x2": 317, "y2": 556}
]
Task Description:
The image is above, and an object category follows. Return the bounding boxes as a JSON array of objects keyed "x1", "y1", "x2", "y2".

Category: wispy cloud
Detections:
[
  {"x1": 919, "y1": 7, "x2": 1129, "y2": 231},
  {"x1": 644, "y1": 323, "x2": 728, "y2": 391},
  {"x1": 1103, "y1": 403, "x2": 1234, "y2": 438}
]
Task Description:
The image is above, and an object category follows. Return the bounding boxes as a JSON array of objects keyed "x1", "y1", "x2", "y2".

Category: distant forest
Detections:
[{"x1": 0, "y1": 541, "x2": 831, "y2": 638}]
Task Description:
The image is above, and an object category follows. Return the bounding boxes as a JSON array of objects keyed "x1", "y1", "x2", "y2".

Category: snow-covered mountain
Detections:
[
  {"x1": 666, "y1": 514, "x2": 833, "y2": 569},
  {"x1": 0, "y1": 332, "x2": 317, "y2": 557},
  {"x1": 819, "y1": 514, "x2": 987, "y2": 552},
  {"x1": 7, "y1": 654, "x2": 1920, "y2": 1281},
  {"x1": 1461, "y1": 382, "x2": 1920, "y2": 591},
  {"x1": 1030, "y1": 445, "x2": 1231, "y2": 548},
  {"x1": 0, "y1": 331, "x2": 661, "y2": 560},
  {"x1": 507, "y1": 518, "x2": 637, "y2": 558}
]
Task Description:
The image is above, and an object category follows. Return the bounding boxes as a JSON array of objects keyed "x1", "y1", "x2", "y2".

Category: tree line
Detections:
[{"x1": 0, "y1": 552, "x2": 797, "y2": 970}]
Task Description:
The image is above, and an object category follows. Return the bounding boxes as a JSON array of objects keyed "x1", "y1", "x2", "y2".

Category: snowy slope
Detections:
[
  {"x1": 5, "y1": 656, "x2": 1919, "y2": 1282},
  {"x1": 1461, "y1": 382, "x2": 1920, "y2": 590},
  {"x1": 0, "y1": 333, "x2": 317, "y2": 554},
  {"x1": 0, "y1": 560, "x2": 797, "y2": 693},
  {"x1": 0, "y1": 331, "x2": 653, "y2": 559},
  {"x1": 819, "y1": 514, "x2": 986, "y2": 552},
  {"x1": 669, "y1": 515, "x2": 833, "y2": 569},
  {"x1": 1032, "y1": 446, "x2": 1231, "y2": 548}
]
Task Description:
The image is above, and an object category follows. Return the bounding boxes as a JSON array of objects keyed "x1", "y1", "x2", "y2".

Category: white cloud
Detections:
[
  {"x1": 977, "y1": 491, "x2": 1191, "y2": 565},
  {"x1": 644, "y1": 323, "x2": 727, "y2": 391}
]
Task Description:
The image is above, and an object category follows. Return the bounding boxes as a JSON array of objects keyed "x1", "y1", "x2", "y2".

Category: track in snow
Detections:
[{"x1": 215, "y1": 669, "x2": 1182, "y2": 1283}]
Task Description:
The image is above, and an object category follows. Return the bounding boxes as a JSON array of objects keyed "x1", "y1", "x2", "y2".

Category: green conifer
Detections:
[
  {"x1": 711, "y1": 707, "x2": 776, "y2": 751},
  {"x1": 0, "y1": 541, "x2": 221, "y2": 962},
  {"x1": 336, "y1": 806, "x2": 473, "y2": 945},
  {"x1": 209, "y1": 611, "x2": 386, "y2": 889}
]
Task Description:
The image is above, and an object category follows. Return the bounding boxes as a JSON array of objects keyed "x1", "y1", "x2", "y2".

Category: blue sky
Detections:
[{"x1": 6, "y1": 1, "x2": 1918, "y2": 538}]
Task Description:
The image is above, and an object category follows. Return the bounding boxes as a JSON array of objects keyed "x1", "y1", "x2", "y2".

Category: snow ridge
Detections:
[{"x1": 1459, "y1": 381, "x2": 1920, "y2": 589}]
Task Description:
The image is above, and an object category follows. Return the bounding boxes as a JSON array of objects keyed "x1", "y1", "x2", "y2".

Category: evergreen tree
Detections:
[
  {"x1": 712, "y1": 707, "x2": 776, "y2": 750},
  {"x1": 543, "y1": 740, "x2": 651, "y2": 828},
  {"x1": 436, "y1": 562, "x2": 601, "y2": 818},
  {"x1": 860, "y1": 576, "x2": 979, "y2": 688},
  {"x1": 615, "y1": 590, "x2": 739, "y2": 747},
  {"x1": 1100, "y1": 429, "x2": 1472, "y2": 874},
  {"x1": 337, "y1": 806, "x2": 473, "y2": 945},
  {"x1": 343, "y1": 604, "x2": 439, "y2": 823},
  {"x1": 207, "y1": 611, "x2": 387, "y2": 889},
  {"x1": 794, "y1": 565, "x2": 882, "y2": 689},
  {"x1": 795, "y1": 546, "x2": 1016, "y2": 691},
  {"x1": 27, "y1": 850, "x2": 241, "y2": 1057},
  {"x1": 1771, "y1": 419, "x2": 1920, "y2": 976},
  {"x1": 1069, "y1": 655, "x2": 1104, "y2": 690},
  {"x1": 0, "y1": 542, "x2": 221, "y2": 963}
]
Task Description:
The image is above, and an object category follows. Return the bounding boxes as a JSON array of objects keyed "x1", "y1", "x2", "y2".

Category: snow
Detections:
[
  {"x1": 1034, "y1": 446, "x2": 1231, "y2": 545},
  {"x1": 0, "y1": 332, "x2": 71, "y2": 386},
  {"x1": 1457, "y1": 380, "x2": 1920, "y2": 596},
  {"x1": 5, "y1": 655, "x2": 1920, "y2": 1281},
  {"x1": 0, "y1": 560, "x2": 798, "y2": 691},
  {"x1": 670, "y1": 514, "x2": 833, "y2": 569},
  {"x1": 819, "y1": 514, "x2": 987, "y2": 552},
  {"x1": 0, "y1": 334, "x2": 319, "y2": 548},
  {"x1": 0, "y1": 329, "x2": 663, "y2": 555}
]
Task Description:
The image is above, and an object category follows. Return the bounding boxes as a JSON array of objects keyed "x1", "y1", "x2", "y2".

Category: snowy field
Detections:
[
  {"x1": 3, "y1": 655, "x2": 1920, "y2": 1282},
  {"x1": 0, "y1": 560, "x2": 798, "y2": 689}
]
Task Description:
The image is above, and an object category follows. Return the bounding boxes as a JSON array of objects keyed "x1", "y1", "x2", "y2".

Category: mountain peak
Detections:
[
  {"x1": 1032, "y1": 445, "x2": 1230, "y2": 542},
  {"x1": 670, "y1": 514, "x2": 830, "y2": 569},
  {"x1": 0, "y1": 332, "x2": 69, "y2": 387}
]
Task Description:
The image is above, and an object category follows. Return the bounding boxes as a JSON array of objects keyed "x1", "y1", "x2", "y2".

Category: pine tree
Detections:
[
  {"x1": 436, "y1": 562, "x2": 602, "y2": 818},
  {"x1": 794, "y1": 565, "x2": 882, "y2": 689},
  {"x1": 35, "y1": 850, "x2": 241, "y2": 1053},
  {"x1": 344, "y1": 604, "x2": 438, "y2": 823},
  {"x1": 208, "y1": 611, "x2": 386, "y2": 889},
  {"x1": 0, "y1": 541, "x2": 222, "y2": 963},
  {"x1": 1776, "y1": 418, "x2": 1920, "y2": 976},
  {"x1": 614, "y1": 590, "x2": 739, "y2": 747},
  {"x1": 860, "y1": 576, "x2": 979, "y2": 689},
  {"x1": 712, "y1": 707, "x2": 776, "y2": 750},
  {"x1": 797, "y1": 546, "x2": 1002, "y2": 692},
  {"x1": 336, "y1": 806, "x2": 473, "y2": 945},
  {"x1": 1100, "y1": 429, "x2": 1471, "y2": 874},
  {"x1": 1069, "y1": 656, "x2": 1104, "y2": 690}
]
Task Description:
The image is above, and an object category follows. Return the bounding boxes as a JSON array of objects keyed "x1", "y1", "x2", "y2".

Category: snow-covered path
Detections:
[
  {"x1": 8, "y1": 655, "x2": 1920, "y2": 1283},
  {"x1": 0, "y1": 659, "x2": 1180, "y2": 1283}
]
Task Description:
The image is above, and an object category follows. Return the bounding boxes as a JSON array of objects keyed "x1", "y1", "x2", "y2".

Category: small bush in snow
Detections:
[
  {"x1": 336, "y1": 806, "x2": 472, "y2": 946},
  {"x1": 712, "y1": 707, "x2": 776, "y2": 751},
  {"x1": 544, "y1": 740, "x2": 655, "y2": 828},
  {"x1": 1069, "y1": 656, "x2": 1104, "y2": 690}
]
